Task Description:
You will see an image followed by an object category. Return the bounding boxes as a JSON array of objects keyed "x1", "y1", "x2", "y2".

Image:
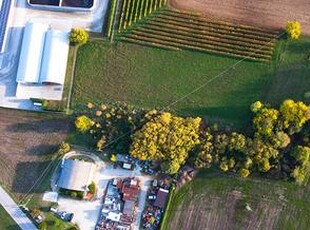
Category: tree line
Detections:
[{"x1": 75, "y1": 99, "x2": 310, "y2": 185}]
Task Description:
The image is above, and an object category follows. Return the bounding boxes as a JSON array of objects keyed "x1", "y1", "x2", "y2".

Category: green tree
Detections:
[
  {"x1": 70, "y1": 28, "x2": 89, "y2": 45},
  {"x1": 286, "y1": 21, "x2": 302, "y2": 40},
  {"x1": 75, "y1": 115, "x2": 94, "y2": 133}
]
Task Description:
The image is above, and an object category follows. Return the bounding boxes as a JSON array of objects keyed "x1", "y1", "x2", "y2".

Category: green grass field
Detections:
[
  {"x1": 72, "y1": 36, "x2": 310, "y2": 129},
  {"x1": 162, "y1": 170, "x2": 310, "y2": 230},
  {"x1": 72, "y1": 41, "x2": 272, "y2": 128},
  {"x1": 0, "y1": 205, "x2": 20, "y2": 230}
]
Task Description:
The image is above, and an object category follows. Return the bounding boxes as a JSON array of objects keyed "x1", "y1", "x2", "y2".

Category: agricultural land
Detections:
[
  {"x1": 0, "y1": 108, "x2": 71, "y2": 202},
  {"x1": 1, "y1": 0, "x2": 310, "y2": 229},
  {"x1": 163, "y1": 171, "x2": 310, "y2": 230}
]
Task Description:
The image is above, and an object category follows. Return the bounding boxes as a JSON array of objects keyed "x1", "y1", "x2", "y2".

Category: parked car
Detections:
[
  {"x1": 63, "y1": 213, "x2": 74, "y2": 222},
  {"x1": 148, "y1": 195, "x2": 156, "y2": 200},
  {"x1": 50, "y1": 206, "x2": 58, "y2": 213},
  {"x1": 35, "y1": 215, "x2": 43, "y2": 223}
]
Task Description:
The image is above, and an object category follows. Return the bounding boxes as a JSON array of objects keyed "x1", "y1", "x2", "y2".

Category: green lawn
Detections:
[
  {"x1": 72, "y1": 37, "x2": 310, "y2": 129},
  {"x1": 72, "y1": 40, "x2": 277, "y2": 128},
  {"x1": 162, "y1": 170, "x2": 310, "y2": 230},
  {"x1": 0, "y1": 205, "x2": 20, "y2": 230},
  {"x1": 264, "y1": 37, "x2": 310, "y2": 105}
]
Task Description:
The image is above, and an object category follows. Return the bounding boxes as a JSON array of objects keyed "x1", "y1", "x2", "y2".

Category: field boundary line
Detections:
[{"x1": 66, "y1": 46, "x2": 78, "y2": 113}]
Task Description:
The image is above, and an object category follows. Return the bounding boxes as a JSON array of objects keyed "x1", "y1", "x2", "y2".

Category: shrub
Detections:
[
  {"x1": 42, "y1": 100, "x2": 66, "y2": 112},
  {"x1": 75, "y1": 115, "x2": 94, "y2": 133},
  {"x1": 77, "y1": 191, "x2": 84, "y2": 199},
  {"x1": 71, "y1": 191, "x2": 77, "y2": 198},
  {"x1": 250, "y1": 101, "x2": 263, "y2": 113},
  {"x1": 286, "y1": 21, "x2": 301, "y2": 40},
  {"x1": 59, "y1": 141, "x2": 71, "y2": 154},
  {"x1": 240, "y1": 168, "x2": 250, "y2": 178},
  {"x1": 88, "y1": 182, "x2": 96, "y2": 195},
  {"x1": 110, "y1": 154, "x2": 117, "y2": 162},
  {"x1": 70, "y1": 28, "x2": 89, "y2": 45}
]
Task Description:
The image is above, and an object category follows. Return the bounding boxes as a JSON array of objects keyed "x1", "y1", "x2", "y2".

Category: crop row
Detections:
[
  {"x1": 121, "y1": 33, "x2": 270, "y2": 62},
  {"x1": 143, "y1": 21, "x2": 274, "y2": 53},
  {"x1": 120, "y1": 36, "x2": 180, "y2": 51},
  {"x1": 118, "y1": 0, "x2": 167, "y2": 32},
  {"x1": 153, "y1": 16, "x2": 275, "y2": 44},
  {"x1": 129, "y1": 29, "x2": 272, "y2": 59},
  {"x1": 106, "y1": 0, "x2": 117, "y2": 38},
  {"x1": 155, "y1": 14, "x2": 277, "y2": 42},
  {"x1": 166, "y1": 9, "x2": 279, "y2": 36},
  {"x1": 161, "y1": 11, "x2": 278, "y2": 39},
  {"x1": 136, "y1": 26, "x2": 273, "y2": 56}
]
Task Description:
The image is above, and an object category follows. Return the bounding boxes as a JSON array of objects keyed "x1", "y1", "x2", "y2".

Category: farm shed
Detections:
[
  {"x1": 154, "y1": 188, "x2": 169, "y2": 208},
  {"x1": 16, "y1": 22, "x2": 69, "y2": 85},
  {"x1": 40, "y1": 29, "x2": 69, "y2": 84},
  {"x1": 16, "y1": 22, "x2": 49, "y2": 83},
  {"x1": 58, "y1": 159, "x2": 95, "y2": 192}
]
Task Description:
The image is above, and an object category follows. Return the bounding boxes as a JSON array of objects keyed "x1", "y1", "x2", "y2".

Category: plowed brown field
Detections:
[
  {"x1": 0, "y1": 108, "x2": 71, "y2": 201},
  {"x1": 169, "y1": 0, "x2": 310, "y2": 34}
]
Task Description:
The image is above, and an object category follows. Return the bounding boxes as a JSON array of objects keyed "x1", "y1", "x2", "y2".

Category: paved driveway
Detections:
[{"x1": 0, "y1": 186, "x2": 37, "y2": 230}]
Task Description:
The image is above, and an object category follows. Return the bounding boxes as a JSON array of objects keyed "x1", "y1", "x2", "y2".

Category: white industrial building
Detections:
[{"x1": 16, "y1": 22, "x2": 70, "y2": 100}]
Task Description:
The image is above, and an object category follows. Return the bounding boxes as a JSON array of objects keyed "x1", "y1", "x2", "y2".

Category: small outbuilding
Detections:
[
  {"x1": 58, "y1": 159, "x2": 95, "y2": 192},
  {"x1": 154, "y1": 188, "x2": 169, "y2": 209}
]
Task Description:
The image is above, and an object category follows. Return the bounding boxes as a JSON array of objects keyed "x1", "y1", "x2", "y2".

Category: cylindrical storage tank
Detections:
[{"x1": 16, "y1": 22, "x2": 49, "y2": 83}]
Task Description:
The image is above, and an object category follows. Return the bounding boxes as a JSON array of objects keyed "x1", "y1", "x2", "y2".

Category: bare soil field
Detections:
[
  {"x1": 0, "y1": 108, "x2": 71, "y2": 201},
  {"x1": 163, "y1": 174, "x2": 310, "y2": 230},
  {"x1": 169, "y1": 0, "x2": 310, "y2": 34}
]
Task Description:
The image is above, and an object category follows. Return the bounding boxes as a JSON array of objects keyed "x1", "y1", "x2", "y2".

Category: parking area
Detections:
[{"x1": 57, "y1": 160, "x2": 152, "y2": 230}]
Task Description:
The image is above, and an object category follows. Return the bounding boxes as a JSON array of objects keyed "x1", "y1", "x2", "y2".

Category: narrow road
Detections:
[{"x1": 0, "y1": 186, "x2": 37, "y2": 230}]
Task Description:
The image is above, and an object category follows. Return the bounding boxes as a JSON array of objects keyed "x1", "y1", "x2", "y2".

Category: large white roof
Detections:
[
  {"x1": 40, "y1": 29, "x2": 69, "y2": 84},
  {"x1": 16, "y1": 22, "x2": 49, "y2": 83},
  {"x1": 16, "y1": 22, "x2": 69, "y2": 85},
  {"x1": 58, "y1": 159, "x2": 95, "y2": 192}
]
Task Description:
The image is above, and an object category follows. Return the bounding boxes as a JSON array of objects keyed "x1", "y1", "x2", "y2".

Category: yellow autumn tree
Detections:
[
  {"x1": 75, "y1": 115, "x2": 94, "y2": 133},
  {"x1": 130, "y1": 112, "x2": 201, "y2": 173},
  {"x1": 280, "y1": 99, "x2": 310, "y2": 133},
  {"x1": 286, "y1": 21, "x2": 301, "y2": 40},
  {"x1": 70, "y1": 28, "x2": 89, "y2": 45},
  {"x1": 240, "y1": 168, "x2": 250, "y2": 178}
]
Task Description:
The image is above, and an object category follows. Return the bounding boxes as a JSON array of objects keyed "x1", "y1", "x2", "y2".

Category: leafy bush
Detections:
[
  {"x1": 70, "y1": 28, "x2": 89, "y2": 45},
  {"x1": 88, "y1": 182, "x2": 96, "y2": 195},
  {"x1": 77, "y1": 191, "x2": 84, "y2": 199},
  {"x1": 71, "y1": 191, "x2": 77, "y2": 198},
  {"x1": 286, "y1": 21, "x2": 301, "y2": 40},
  {"x1": 42, "y1": 100, "x2": 66, "y2": 112},
  {"x1": 75, "y1": 115, "x2": 94, "y2": 133},
  {"x1": 240, "y1": 168, "x2": 250, "y2": 178},
  {"x1": 59, "y1": 141, "x2": 71, "y2": 154}
]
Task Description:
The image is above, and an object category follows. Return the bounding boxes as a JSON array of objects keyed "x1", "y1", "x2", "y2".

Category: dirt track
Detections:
[
  {"x1": 0, "y1": 108, "x2": 71, "y2": 201},
  {"x1": 169, "y1": 0, "x2": 310, "y2": 34}
]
